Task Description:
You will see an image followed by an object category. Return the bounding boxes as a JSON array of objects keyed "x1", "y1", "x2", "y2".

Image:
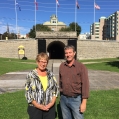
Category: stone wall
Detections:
[
  {"x1": 77, "y1": 40, "x2": 119, "y2": 59},
  {"x1": 36, "y1": 31, "x2": 77, "y2": 38},
  {"x1": 0, "y1": 39, "x2": 119, "y2": 60},
  {"x1": 0, "y1": 39, "x2": 37, "y2": 59}
]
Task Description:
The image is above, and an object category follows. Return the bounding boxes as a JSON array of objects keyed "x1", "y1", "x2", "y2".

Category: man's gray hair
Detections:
[{"x1": 64, "y1": 45, "x2": 75, "y2": 52}]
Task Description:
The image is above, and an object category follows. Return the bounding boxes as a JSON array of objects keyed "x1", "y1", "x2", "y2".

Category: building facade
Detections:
[
  {"x1": 90, "y1": 17, "x2": 106, "y2": 40},
  {"x1": 90, "y1": 11, "x2": 119, "y2": 41},
  {"x1": 104, "y1": 11, "x2": 119, "y2": 40},
  {"x1": 43, "y1": 14, "x2": 66, "y2": 31}
]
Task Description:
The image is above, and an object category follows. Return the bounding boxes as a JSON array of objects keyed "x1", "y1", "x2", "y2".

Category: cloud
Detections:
[
  {"x1": 17, "y1": 26, "x2": 30, "y2": 35},
  {"x1": 0, "y1": 26, "x2": 7, "y2": 34},
  {"x1": 0, "y1": 20, "x2": 30, "y2": 35}
]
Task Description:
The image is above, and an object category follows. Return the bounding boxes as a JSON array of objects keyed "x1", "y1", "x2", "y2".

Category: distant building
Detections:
[
  {"x1": 43, "y1": 14, "x2": 66, "y2": 31},
  {"x1": 78, "y1": 33, "x2": 90, "y2": 40},
  {"x1": 17, "y1": 29, "x2": 29, "y2": 39},
  {"x1": 90, "y1": 17, "x2": 106, "y2": 40},
  {"x1": 16, "y1": 33, "x2": 29, "y2": 39},
  {"x1": 104, "y1": 11, "x2": 119, "y2": 40},
  {"x1": 90, "y1": 11, "x2": 119, "y2": 41}
]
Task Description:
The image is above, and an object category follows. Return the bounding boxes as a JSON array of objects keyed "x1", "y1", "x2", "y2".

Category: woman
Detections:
[{"x1": 25, "y1": 52, "x2": 59, "y2": 119}]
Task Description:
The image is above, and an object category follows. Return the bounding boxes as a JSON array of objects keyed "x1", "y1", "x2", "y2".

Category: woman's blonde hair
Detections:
[{"x1": 36, "y1": 52, "x2": 49, "y2": 62}]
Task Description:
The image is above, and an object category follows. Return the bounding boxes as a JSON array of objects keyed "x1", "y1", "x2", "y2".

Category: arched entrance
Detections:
[{"x1": 47, "y1": 41, "x2": 65, "y2": 59}]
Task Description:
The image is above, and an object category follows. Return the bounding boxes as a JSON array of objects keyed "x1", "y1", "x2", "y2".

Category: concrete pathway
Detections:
[
  {"x1": 0, "y1": 71, "x2": 28, "y2": 94},
  {"x1": 88, "y1": 70, "x2": 119, "y2": 90},
  {"x1": 0, "y1": 69, "x2": 119, "y2": 94}
]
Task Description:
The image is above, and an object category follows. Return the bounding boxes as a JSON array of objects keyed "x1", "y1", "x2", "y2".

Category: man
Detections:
[{"x1": 59, "y1": 45, "x2": 89, "y2": 119}]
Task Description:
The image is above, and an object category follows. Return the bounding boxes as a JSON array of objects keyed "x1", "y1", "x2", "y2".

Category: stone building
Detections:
[{"x1": 43, "y1": 14, "x2": 66, "y2": 31}]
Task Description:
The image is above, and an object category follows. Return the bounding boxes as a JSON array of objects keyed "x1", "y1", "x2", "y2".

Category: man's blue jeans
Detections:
[{"x1": 60, "y1": 94, "x2": 84, "y2": 119}]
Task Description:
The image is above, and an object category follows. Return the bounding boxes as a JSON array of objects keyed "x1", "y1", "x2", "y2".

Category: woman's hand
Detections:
[
  {"x1": 45, "y1": 102, "x2": 54, "y2": 109},
  {"x1": 38, "y1": 104, "x2": 49, "y2": 111},
  {"x1": 32, "y1": 100, "x2": 49, "y2": 111},
  {"x1": 45, "y1": 96, "x2": 56, "y2": 109}
]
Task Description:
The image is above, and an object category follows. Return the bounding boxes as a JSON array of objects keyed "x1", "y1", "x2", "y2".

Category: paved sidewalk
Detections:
[
  {"x1": 0, "y1": 71, "x2": 28, "y2": 94},
  {"x1": 0, "y1": 69, "x2": 119, "y2": 94}
]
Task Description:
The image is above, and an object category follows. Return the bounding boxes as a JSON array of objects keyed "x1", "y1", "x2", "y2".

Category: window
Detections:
[
  {"x1": 95, "y1": 27, "x2": 99, "y2": 29},
  {"x1": 52, "y1": 21, "x2": 56, "y2": 23},
  {"x1": 95, "y1": 30, "x2": 99, "y2": 32}
]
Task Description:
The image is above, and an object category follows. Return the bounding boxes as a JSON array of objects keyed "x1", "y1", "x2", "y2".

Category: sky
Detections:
[{"x1": 0, "y1": 0, "x2": 119, "y2": 35}]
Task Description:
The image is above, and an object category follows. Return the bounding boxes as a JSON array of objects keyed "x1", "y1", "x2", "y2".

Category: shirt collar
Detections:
[{"x1": 64, "y1": 59, "x2": 76, "y2": 67}]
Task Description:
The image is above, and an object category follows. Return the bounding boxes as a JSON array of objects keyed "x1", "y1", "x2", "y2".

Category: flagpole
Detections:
[
  {"x1": 94, "y1": 0, "x2": 95, "y2": 23},
  {"x1": 56, "y1": 1, "x2": 57, "y2": 31},
  {"x1": 35, "y1": 0, "x2": 36, "y2": 38},
  {"x1": 75, "y1": 0, "x2": 76, "y2": 32},
  {"x1": 15, "y1": 0, "x2": 18, "y2": 39},
  {"x1": 94, "y1": 0, "x2": 95, "y2": 38}
]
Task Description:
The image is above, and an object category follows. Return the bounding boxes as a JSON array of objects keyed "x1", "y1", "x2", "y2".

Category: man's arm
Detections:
[
  {"x1": 81, "y1": 65, "x2": 89, "y2": 99},
  {"x1": 80, "y1": 64, "x2": 89, "y2": 113}
]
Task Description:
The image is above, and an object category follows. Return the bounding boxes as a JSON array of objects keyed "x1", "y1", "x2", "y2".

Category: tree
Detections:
[
  {"x1": 59, "y1": 22, "x2": 81, "y2": 36},
  {"x1": 29, "y1": 24, "x2": 52, "y2": 38},
  {"x1": 59, "y1": 27, "x2": 71, "y2": 31},
  {"x1": 2, "y1": 32, "x2": 17, "y2": 40}
]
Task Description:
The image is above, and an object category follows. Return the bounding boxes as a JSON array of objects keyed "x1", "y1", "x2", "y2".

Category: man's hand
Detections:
[
  {"x1": 80, "y1": 99, "x2": 87, "y2": 113},
  {"x1": 80, "y1": 102, "x2": 86, "y2": 113}
]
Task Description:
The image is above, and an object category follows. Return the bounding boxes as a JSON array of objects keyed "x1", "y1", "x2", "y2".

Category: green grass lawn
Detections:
[
  {"x1": 85, "y1": 62, "x2": 119, "y2": 72},
  {"x1": 0, "y1": 57, "x2": 36, "y2": 75},
  {"x1": 0, "y1": 57, "x2": 119, "y2": 75},
  {"x1": 0, "y1": 89, "x2": 119, "y2": 119},
  {"x1": 84, "y1": 89, "x2": 119, "y2": 119},
  {"x1": 80, "y1": 58, "x2": 119, "y2": 63}
]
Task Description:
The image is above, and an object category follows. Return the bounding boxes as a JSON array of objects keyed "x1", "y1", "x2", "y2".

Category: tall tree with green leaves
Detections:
[
  {"x1": 59, "y1": 22, "x2": 81, "y2": 36},
  {"x1": 29, "y1": 24, "x2": 52, "y2": 38}
]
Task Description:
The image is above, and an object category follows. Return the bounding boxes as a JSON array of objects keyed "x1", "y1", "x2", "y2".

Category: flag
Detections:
[
  {"x1": 16, "y1": 1, "x2": 21, "y2": 11},
  {"x1": 56, "y1": 0, "x2": 59, "y2": 7},
  {"x1": 34, "y1": 0, "x2": 38, "y2": 10},
  {"x1": 76, "y1": 0, "x2": 79, "y2": 9},
  {"x1": 94, "y1": 3, "x2": 100, "y2": 10}
]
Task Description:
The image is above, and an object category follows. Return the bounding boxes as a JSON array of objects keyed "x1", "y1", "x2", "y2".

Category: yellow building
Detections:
[{"x1": 43, "y1": 14, "x2": 66, "y2": 31}]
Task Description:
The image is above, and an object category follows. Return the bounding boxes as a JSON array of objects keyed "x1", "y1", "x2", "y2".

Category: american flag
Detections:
[
  {"x1": 34, "y1": 0, "x2": 38, "y2": 10},
  {"x1": 56, "y1": 0, "x2": 59, "y2": 7},
  {"x1": 94, "y1": 3, "x2": 100, "y2": 10},
  {"x1": 76, "y1": 0, "x2": 79, "y2": 9}
]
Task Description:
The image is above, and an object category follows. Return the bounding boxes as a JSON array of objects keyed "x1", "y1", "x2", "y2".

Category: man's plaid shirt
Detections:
[{"x1": 25, "y1": 69, "x2": 59, "y2": 105}]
